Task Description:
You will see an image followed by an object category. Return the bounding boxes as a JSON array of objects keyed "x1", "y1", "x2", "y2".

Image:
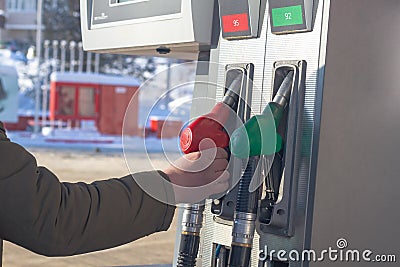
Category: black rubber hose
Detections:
[
  {"x1": 236, "y1": 157, "x2": 260, "y2": 213},
  {"x1": 229, "y1": 245, "x2": 252, "y2": 267},
  {"x1": 228, "y1": 157, "x2": 261, "y2": 267},
  {"x1": 177, "y1": 234, "x2": 201, "y2": 267}
]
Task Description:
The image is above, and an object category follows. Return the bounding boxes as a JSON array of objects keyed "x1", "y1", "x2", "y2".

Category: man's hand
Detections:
[{"x1": 163, "y1": 147, "x2": 230, "y2": 204}]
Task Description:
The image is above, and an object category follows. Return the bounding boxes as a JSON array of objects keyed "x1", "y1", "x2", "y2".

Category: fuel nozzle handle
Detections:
[
  {"x1": 180, "y1": 102, "x2": 231, "y2": 154},
  {"x1": 180, "y1": 75, "x2": 242, "y2": 154},
  {"x1": 230, "y1": 71, "x2": 294, "y2": 158}
]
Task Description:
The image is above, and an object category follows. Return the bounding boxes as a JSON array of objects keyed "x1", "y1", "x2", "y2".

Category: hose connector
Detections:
[{"x1": 177, "y1": 204, "x2": 205, "y2": 267}]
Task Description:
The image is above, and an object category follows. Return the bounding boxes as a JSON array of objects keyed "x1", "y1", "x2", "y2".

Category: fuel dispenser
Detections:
[
  {"x1": 184, "y1": 0, "x2": 311, "y2": 264},
  {"x1": 81, "y1": 1, "x2": 400, "y2": 267}
]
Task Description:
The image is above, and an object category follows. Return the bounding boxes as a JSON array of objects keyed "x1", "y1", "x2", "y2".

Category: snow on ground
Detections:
[{"x1": 8, "y1": 129, "x2": 182, "y2": 154}]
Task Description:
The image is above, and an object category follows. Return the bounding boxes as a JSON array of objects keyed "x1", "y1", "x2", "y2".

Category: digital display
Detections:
[
  {"x1": 93, "y1": 0, "x2": 181, "y2": 27},
  {"x1": 271, "y1": 5, "x2": 303, "y2": 27}
]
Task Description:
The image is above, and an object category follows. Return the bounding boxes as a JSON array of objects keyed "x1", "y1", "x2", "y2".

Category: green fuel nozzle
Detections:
[{"x1": 230, "y1": 71, "x2": 294, "y2": 158}]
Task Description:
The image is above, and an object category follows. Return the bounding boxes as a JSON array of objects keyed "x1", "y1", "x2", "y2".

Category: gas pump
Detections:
[
  {"x1": 81, "y1": 1, "x2": 400, "y2": 267},
  {"x1": 197, "y1": 0, "x2": 311, "y2": 265}
]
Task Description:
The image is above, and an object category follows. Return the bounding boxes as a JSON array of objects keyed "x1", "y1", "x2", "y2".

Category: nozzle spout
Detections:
[
  {"x1": 222, "y1": 70, "x2": 243, "y2": 109},
  {"x1": 272, "y1": 70, "x2": 294, "y2": 109}
]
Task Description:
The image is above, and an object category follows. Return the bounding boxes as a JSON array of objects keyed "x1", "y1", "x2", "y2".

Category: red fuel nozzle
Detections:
[{"x1": 180, "y1": 102, "x2": 230, "y2": 154}]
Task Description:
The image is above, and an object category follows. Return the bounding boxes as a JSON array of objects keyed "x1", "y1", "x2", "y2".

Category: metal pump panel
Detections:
[{"x1": 80, "y1": 0, "x2": 217, "y2": 60}]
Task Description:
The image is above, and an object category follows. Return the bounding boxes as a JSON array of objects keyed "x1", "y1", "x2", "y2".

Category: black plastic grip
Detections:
[{"x1": 177, "y1": 233, "x2": 200, "y2": 267}]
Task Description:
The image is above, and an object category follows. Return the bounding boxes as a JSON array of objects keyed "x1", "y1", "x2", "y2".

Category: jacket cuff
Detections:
[
  {"x1": 0, "y1": 121, "x2": 9, "y2": 141},
  {"x1": 131, "y1": 170, "x2": 176, "y2": 231},
  {"x1": 157, "y1": 170, "x2": 176, "y2": 230}
]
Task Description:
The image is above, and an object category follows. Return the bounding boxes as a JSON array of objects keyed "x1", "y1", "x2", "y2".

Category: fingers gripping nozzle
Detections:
[{"x1": 230, "y1": 71, "x2": 294, "y2": 158}]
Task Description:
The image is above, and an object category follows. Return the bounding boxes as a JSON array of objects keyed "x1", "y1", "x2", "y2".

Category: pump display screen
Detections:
[
  {"x1": 92, "y1": 0, "x2": 181, "y2": 28},
  {"x1": 271, "y1": 5, "x2": 303, "y2": 27}
]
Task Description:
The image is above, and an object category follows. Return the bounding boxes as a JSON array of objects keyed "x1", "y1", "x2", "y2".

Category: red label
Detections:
[{"x1": 222, "y1": 13, "x2": 249, "y2": 33}]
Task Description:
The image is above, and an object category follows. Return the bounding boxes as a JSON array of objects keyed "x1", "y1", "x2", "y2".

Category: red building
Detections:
[{"x1": 50, "y1": 72, "x2": 140, "y2": 136}]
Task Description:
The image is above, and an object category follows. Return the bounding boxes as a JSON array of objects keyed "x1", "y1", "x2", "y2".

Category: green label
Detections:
[{"x1": 272, "y1": 5, "x2": 304, "y2": 27}]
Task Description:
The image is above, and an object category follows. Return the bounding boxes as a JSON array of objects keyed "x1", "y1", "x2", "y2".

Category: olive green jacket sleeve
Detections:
[{"x1": 0, "y1": 122, "x2": 176, "y2": 256}]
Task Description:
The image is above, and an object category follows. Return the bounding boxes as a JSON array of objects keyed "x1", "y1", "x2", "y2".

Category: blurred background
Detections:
[{"x1": 0, "y1": 0, "x2": 194, "y2": 266}]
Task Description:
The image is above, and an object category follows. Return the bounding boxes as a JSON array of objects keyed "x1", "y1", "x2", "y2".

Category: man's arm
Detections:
[
  {"x1": 0, "y1": 122, "x2": 8, "y2": 141},
  {"x1": 0, "y1": 122, "x2": 175, "y2": 256}
]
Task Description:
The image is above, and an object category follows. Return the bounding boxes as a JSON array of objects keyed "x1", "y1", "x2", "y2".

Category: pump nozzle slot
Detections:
[
  {"x1": 226, "y1": 68, "x2": 297, "y2": 267},
  {"x1": 257, "y1": 60, "x2": 306, "y2": 237},
  {"x1": 224, "y1": 64, "x2": 254, "y2": 123},
  {"x1": 210, "y1": 63, "x2": 255, "y2": 220}
]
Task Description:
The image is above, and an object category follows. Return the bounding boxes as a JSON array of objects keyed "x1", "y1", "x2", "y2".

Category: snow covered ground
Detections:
[{"x1": 8, "y1": 129, "x2": 182, "y2": 154}]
